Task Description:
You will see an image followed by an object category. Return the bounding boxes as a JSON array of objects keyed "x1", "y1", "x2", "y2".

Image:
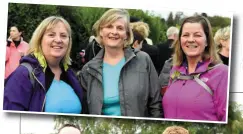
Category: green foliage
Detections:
[
  {"x1": 128, "y1": 9, "x2": 167, "y2": 44},
  {"x1": 208, "y1": 16, "x2": 231, "y2": 28},
  {"x1": 8, "y1": 3, "x2": 58, "y2": 42},
  {"x1": 7, "y1": 3, "x2": 232, "y2": 69},
  {"x1": 7, "y1": 3, "x2": 108, "y2": 62},
  {"x1": 53, "y1": 101, "x2": 243, "y2": 134},
  {"x1": 55, "y1": 6, "x2": 107, "y2": 59},
  {"x1": 166, "y1": 12, "x2": 174, "y2": 27},
  {"x1": 7, "y1": 3, "x2": 168, "y2": 61},
  {"x1": 174, "y1": 12, "x2": 184, "y2": 26},
  {"x1": 208, "y1": 16, "x2": 231, "y2": 36}
]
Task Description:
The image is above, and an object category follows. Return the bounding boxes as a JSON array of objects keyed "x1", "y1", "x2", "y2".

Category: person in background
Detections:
[
  {"x1": 158, "y1": 26, "x2": 179, "y2": 94},
  {"x1": 158, "y1": 57, "x2": 173, "y2": 95},
  {"x1": 162, "y1": 15, "x2": 228, "y2": 121},
  {"x1": 162, "y1": 126, "x2": 189, "y2": 134},
  {"x1": 130, "y1": 21, "x2": 160, "y2": 74},
  {"x1": 4, "y1": 16, "x2": 83, "y2": 114},
  {"x1": 214, "y1": 26, "x2": 231, "y2": 65},
  {"x1": 58, "y1": 124, "x2": 81, "y2": 134},
  {"x1": 5, "y1": 25, "x2": 29, "y2": 79},
  {"x1": 79, "y1": 8, "x2": 162, "y2": 117},
  {"x1": 131, "y1": 29, "x2": 145, "y2": 50},
  {"x1": 157, "y1": 26, "x2": 179, "y2": 73},
  {"x1": 84, "y1": 35, "x2": 102, "y2": 64}
]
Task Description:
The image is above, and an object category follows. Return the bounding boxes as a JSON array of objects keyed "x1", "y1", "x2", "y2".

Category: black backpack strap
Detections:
[{"x1": 20, "y1": 62, "x2": 35, "y2": 87}]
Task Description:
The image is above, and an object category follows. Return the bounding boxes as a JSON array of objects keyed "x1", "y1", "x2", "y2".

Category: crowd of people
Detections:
[{"x1": 4, "y1": 8, "x2": 230, "y2": 122}]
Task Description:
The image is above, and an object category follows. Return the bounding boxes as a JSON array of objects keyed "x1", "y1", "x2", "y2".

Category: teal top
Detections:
[
  {"x1": 44, "y1": 79, "x2": 82, "y2": 114},
  {"x1": 102, "y1": 57, "x2": 125, "y2": 116}
]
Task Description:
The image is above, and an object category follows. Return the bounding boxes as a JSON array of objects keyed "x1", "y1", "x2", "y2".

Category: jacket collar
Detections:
[
  {"x1": 33, "y1": 52, "x2": 69, "y2": 72},
  {"x1": 88, "y1": 47, "x2": 136, "y2": 70},
  {"x1": 20, "y1": 54, "x2": 70, "y2": 91},
  {"x1": 173, "y1": 59, "x2": 212, "y2": 75}
]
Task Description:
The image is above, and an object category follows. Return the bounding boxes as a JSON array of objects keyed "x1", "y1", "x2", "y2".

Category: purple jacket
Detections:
[
  {"x1": 3, "y1": 55, "x2": 83, "y2": 112},
  {"x1": 162, "y1": 60, "x2": 228, "y2": 121}
]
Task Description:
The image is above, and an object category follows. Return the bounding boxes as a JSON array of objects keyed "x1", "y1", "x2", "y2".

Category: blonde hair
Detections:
[
  {"x1": 214, "y1": 26, "x2": 231, "y2": 51},
  {"x1": 93, "y1": 8, "x2": 133, "y2": 48},
  {"x1": 172, "y1": 15, "x2": 222, "y2": 66},
  {"x1": 162, "y1": 126, "x2": 189, "y2": 134},
  {"x1": 27, "y1": 16, "x2": 72, "y2": 65},
  {"x1": 166, "y1": 26, "x2": 179, "y2": 37},
  {"x1": 130, "y1": 21, "x2": 150, "y2": 38}
]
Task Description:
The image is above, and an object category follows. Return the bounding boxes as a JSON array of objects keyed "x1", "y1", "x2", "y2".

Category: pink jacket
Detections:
[
  {"x1": 162, "y1": 60, "x2": 228, "y2": 121},
  {"x1": 5, "y1": 39, "x2": 29, "y2": 79}
]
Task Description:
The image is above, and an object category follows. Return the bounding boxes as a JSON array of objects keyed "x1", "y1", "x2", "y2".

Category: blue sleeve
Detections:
[{"x1": 4, "y1": 65, "x2": 33, "y2": 111}]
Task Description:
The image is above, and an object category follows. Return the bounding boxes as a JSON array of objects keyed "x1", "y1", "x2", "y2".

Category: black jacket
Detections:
[
  {"x1": 84, "y1": 39, "x2": 102, "y2": 64},
  {"x1": 157, "y1": 39, "x2": 174, "y2": 73},
  {"x1": 141, "y1": 40, "x2": 160, "y2": 74}
]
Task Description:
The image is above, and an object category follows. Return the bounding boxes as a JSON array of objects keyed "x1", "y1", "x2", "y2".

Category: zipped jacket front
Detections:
[{"x1": 79, "y1": 47, "x2": 163, "y2": 117}]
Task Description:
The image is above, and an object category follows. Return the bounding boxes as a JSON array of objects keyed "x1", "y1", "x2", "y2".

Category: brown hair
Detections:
[{"x1": 172, "y1": 15, "x2": 222, "y2": 66}]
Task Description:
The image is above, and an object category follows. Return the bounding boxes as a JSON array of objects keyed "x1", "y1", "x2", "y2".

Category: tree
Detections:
[
  {"x1": 128, "y1": 9, "x2": 167, "y2": 44},
  {"x1": 7, "y1": 3, "x2": 58, "y2": 42},
  {"x1": 174, "y1": 12, "x2": 183, "y2": 25},
  {"x1": 7, "y1": 2, "x2": 232, "y2": 72},
  {"x1": 54, "y1": 101, "x2": 243, "y2": 133},
  {"x1": 166, "y1": 12, "x2": 174, "y2": 27}
]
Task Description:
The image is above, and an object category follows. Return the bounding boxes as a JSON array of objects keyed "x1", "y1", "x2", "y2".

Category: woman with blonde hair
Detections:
[
  {"x1": 130, "y1": 22, "x2": 148, "y2": 50},
  {"x1": 214, "y1": 26, "x2": 231, "y2": 65},
  {"x1": 4, "y1": 16, "x2": 83, "y2": 114},
  {"x1": 79, "y1": 8, "x2": 162, "y2": 117},
  {"x1": 162, "y1": 15, "x2": 228, "y2": 121},
  {"x1": 130, "y1": 21, "x2": 160, "y2": 73},
  {"x1": 130, "y1": 21, "x2": 150, "y2": 39}
]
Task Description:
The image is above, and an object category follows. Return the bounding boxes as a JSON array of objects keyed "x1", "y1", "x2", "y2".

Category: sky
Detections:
[{"x1": 144, "y1": 9, "x2": 233, "y2": 20}]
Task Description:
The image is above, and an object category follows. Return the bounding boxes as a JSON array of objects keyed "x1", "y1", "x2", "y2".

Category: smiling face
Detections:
[
  {"x1": 41, "y1": 21, "x2": 70, "y2": 63},
  {"x1": 180, "y1": 22, "x2": 207, "y2": 61},
  {"x1": 99, "y1": 18, "x2": 127, "y2": 49}
]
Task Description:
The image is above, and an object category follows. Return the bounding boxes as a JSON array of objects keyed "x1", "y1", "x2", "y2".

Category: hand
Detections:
[
  {"x1": 19, "y1": 51, "x2": 24, "y2": 57},
  {"x1": 7, "y1": 36, "x2": 12, "y2": 42}
]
